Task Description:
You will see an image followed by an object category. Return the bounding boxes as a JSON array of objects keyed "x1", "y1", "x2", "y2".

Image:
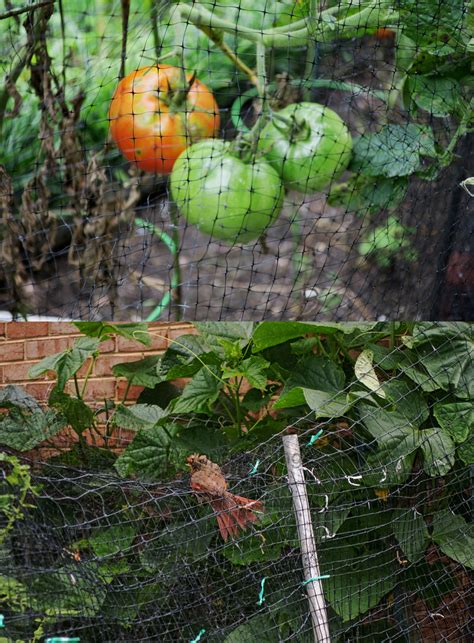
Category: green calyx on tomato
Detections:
[
  {"x1": 109, "y1": 65, "x2": 220, "y2": 175},
  {"x1": 258, "y1": 102, "x2": 353, "y2": 193},
  {"x1": 170, "y1": 139, "x2": 285, "y2": 244}
]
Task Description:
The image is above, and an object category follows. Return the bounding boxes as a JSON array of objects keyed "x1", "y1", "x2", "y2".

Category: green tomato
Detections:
[
  {"x1": 258, "y1": 102, "x2": 353, "y2": 193},
  {"x1": 170, "y1": 139, "x2": 285, "y2": 244}
]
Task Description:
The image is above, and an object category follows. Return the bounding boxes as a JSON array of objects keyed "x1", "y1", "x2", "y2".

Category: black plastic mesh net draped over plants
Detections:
[
  {"x1": 0, "y1": 1, "x2": 473, "y2": 321},
  {"x1": 0, "y1": 321, "x2": 473, "y2": 641}
]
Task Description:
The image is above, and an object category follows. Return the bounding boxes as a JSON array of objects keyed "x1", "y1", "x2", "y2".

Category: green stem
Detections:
[
  {"x1": 73, "y1": 374, "x2": 81, "y2": 399},
  {"x1": 150, "y1": 0, "x2": 161, "y2": 60},
  {"x1": 121, "y1": 379, "x2": 132, "y2": 404},
  {"x1": 134, "y1": 217, "x2": 178, "y2": 322},
  {"x1": 169, "y1": 203, "x2": 183, "y2": 321},
  {"x1": 80, "y1": 355, "x2": 96, "y2": 399},
  {"x1": 389, "y1": 322, "x2": 397, "y2": 350},
  {"x1": 177, "y1": 1, "x2": 398, "y2": 48},
  {"x1": 220, "y1": 392, "x2": 238, "y2": 425}
]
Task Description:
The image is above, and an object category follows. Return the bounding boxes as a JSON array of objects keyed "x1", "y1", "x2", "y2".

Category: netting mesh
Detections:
[
  {"x1": 1, "y1": 321, "x2": 473, "y2": 641},
  {"x1": 0, "y1": 1, "x2": 472, "y2": 320}
]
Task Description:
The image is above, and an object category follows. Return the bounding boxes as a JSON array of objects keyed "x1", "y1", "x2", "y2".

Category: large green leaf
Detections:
[
  {"x1": 399, "y1": 0, "x2": 468, "y2": 56},
  {"x1": 170, "y1": 366, "x2": 222, "y2": 414},
  {"x1": 224, "y1": 614, "x2": 281, "y2": 643},
  {"x1": 0, "y1": 385, "x2": 41, "y2": 412},
  {"x1": 30, "y1": 565, "x2": 107, "y2": 617},
  {"x1": 320, "y1": 541, "x2": 396, "y2": 622},
  {"x1": 28, "y1": 336, "x2": 101, "y2": 391},
  {"x1": 419, "y1": 427, "x2": 456, "y2": 476},
  {"x1": 114, "y1": 423, "x2": 183, "y2": 478},
  {"x1": 274, "y1": 355, "x2": 345, "y2": 408},
  {"x1": 252, "y1": 322, "x2": 342, "y2": 351},
  {"x1": 350, "y1": 124, "x2": 437, "y2": 178},
  {"x1": 358, "y1": 404, "x2": 421, "y2": 483},
  {"x1": 431, "y1": 510, "x2": 474, "y2": 570},
  {"x1": 195, "y1": 322, "x2": 255, "y2": 341},
  {"x1": 113, "y1": 404, "x2": 168, "y2": 432},
  {"x1": 392, "y1": 508, "x2": 429, "y2": 562},
  {"x1": 328, "y1": 175, "x2": 408, "y2": 216},
  {"x1": 158, "y1": 334, "x2": 220, "y2": 380},
  {"x1": 88, "y1": 524, "x2": 136, "y2": 557},
  {"x1": 401, "y1": 323, "x2": 473, "y2": 399},
  {"x1": 221, "y1": 527, "x2": 283, "y2": 565},
  {"x1": 409, "y1": 75, "x2": 462, "y2": 116},
  {"x1": 74, "y1": 322, "x2": 151, "y2": 345},
  {"x1": 48, "y1": 390, "x2": 94, "y2": 435},
  {"x1": 303, "y1": 389, "x2": 353, "y2": 418},
  {"x1": 458, "y1": 433, "x2": 474, "y2": 465},
  {"x1": 253, "y1": 322, "x2": 379, "y2": 352},
  {"x1": 223, "y1": 356, "x2": 270, "y2": 391},
  {"x1": 0, "y1": 408, "x2": 66, "y2": 451},
  {"x1": 112, "y1": 355, "x2": 162, "y2": 388},
  {"x1": 382, "y1": 378, "x2": 429, "y2": 427},
  {"x1": 433, "y1": 401, "x2": 473, "y2": 443}
]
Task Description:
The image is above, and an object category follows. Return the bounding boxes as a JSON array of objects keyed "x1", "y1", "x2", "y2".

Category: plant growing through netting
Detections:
[
  {"x1": 0, "y1": 1, "x2": 472, "y2": 320},
  {"x1": 1, "y1": 321, "x2": 473, "y2": 640}
]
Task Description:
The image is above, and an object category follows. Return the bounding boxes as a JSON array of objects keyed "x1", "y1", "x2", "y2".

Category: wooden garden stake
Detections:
[{"x1": 283, "y1": 433, "x2": 331, "y2": 643}]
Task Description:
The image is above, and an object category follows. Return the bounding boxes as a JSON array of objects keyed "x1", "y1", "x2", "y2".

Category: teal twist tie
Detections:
[
  {"x1": 307, "y1": 429, "x2": 324, "y2": 446},
  {"x1": 302, "y1": 575, "x2": 330, "y2": 586},
  {"x1": 257, "y1": 577, "x2": 267, "y2": 605},
  {"x1": 249, "y1": 459, "x2": 261, "y2": 475},
  {"x1": 190, "y1": 628, "x2": 206, "y2": 643}
]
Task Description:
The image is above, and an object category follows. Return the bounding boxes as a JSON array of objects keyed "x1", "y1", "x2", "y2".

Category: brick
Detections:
[
  {"x1": 0, "y1": 323, "x2": 5, "y2": 338},
  {"x1": 6, "y1": 322, "x2": 49, "y2": 339},
  {"x1": 116, "y1": 332, "x2": 167, "y2": 353},
  {"x1": 48, "y1": 322, "x2": 81, "y2": 335},
  {"x1": 115, "y1": 380, "x2": 144, "y2": 401},
  {"x1": 3, "y1": 361, "x2": 54, "y2": 383},
  {"x1": 76, "y1": 378, "x2": 116, "y2": 402},
  {"x1": 25, "y1": 336, "x2": 74, "y2": 360},
  {"x1": 94, "y1": 354, "x2": 143, "y2": 377},
  {"x1": 0, "y1": 340, "x2": 24, "y2": 362},
  {"x1": 167, "y1": 323, "x2": 196, "y2": 341},
  {"x1": 23, "y1": 381, "x2": 55, "y2": 401},
  {"x1": 0, "y1": 365, "x2": 3, "y2": 383}
]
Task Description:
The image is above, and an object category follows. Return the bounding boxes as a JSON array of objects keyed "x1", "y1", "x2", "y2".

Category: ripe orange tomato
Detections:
[
  {"x1": 375, "y1": 28, "x2": 395, "y2": 40},
  {"x1": 109, "y1": 65, "x2": 220, "y2": 174}
]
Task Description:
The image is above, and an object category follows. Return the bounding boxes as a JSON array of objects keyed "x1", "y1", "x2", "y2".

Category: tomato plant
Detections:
[
  {"x1": 109, "y1": 65, "x2": 220, "y2": 174},
  {"x1": 170, "y1": 139, "x2": 284, "y2": 244},
  {"x1": 258, "y1": 102, "x2": 353, "y2": 193}
]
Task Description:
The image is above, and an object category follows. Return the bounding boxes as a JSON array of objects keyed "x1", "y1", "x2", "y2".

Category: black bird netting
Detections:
[
  {"x1": 0, "y1": 1, "x2": 473, "y2": 321},
  {"x1": 1, "y1": 321, "x2": 473, "y2": 641}
]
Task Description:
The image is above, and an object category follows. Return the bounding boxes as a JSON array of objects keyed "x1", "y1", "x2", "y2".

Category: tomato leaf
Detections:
[
  {"x1": 74, "y1": 322, "x2": 151, "y2": 345},
  {"x1": 169, "y1": 366, "x2": 222, "y2": 414},
  {"x1": 392, "y1": 508, "x2": 429, "y2": 562},
  {"x1": 433, "y1": 401, "x2": 473, "y2": 443},
  {"x1": 419, "y1": 427, "x2": 456, "y2": 477},
  {"x1": 0, "y1": 407, "x2": 66, "y2": 451},
  {"x1": 320, "y1": 541, "x2": 396, "y2": 622},
  {"x1": 222, "y1": 356, "x2": 270, "y2": 391},
  {"x1": 431, "y1": 510, "x2": 474, "y2": 570},
  {"x1": 350, "y1": 124, "x2": 437, "y2": 178},
  {"x1": 114, "y1": 423, "x2": 184, "y2": 478},
  {"x1": 28, "y1": 336, "x2": 100, "y2": 392},
  {"x1": 408, "y1": 75, "x2": 462, "y2": 116},
  {"x1": 112, "y1": 355, "x2": 162, "y2": 388},
  {"x1": 401, "y1": 323, "x2": 473, "y2": 399},
  {"x1": 112, "y1": 404, "x2": 168, "y2": 432}
]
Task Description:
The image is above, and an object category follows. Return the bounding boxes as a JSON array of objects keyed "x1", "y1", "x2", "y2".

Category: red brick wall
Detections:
[{"x1": 0, "y1": 322, "x2": 195, "y2": 404}]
